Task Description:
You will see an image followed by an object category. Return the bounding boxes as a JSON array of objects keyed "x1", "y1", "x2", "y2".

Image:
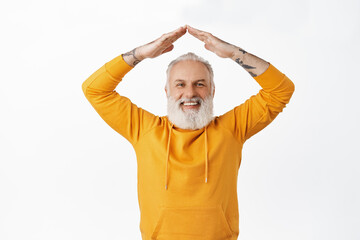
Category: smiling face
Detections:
[
  {"x1": 165, "y1": 60, "x2": 214, "y2": 110},
  {"x1": 165, "y1": 60, "x2": 215, "y2": 130}
]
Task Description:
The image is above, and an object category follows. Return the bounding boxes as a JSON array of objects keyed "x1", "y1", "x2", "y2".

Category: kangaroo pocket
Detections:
[{"x1": 151, "y1": 205, "x2": 233, "y2": 240}]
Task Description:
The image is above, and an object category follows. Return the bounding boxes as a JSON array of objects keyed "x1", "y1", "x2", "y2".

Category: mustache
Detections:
[{"x1": 178, "y1": 97, "x2": 203, "y2": 105}]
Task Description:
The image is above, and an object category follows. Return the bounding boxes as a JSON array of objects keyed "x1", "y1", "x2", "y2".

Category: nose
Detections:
[{"x1": 183, "y1": 85, "x2": 197, "y2": 99}]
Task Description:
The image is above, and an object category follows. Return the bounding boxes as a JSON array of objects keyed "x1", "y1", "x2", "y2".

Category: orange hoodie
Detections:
[{"x1": 82, "y1": 54, "x2": 295, "y2": 240}]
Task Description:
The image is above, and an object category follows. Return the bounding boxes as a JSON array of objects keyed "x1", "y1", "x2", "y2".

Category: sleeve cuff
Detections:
[
  {"x1": 253, "y1": 63, "x2": 286, "y2": 90},
  {"x1": 104, "y1": 54, "x2": 134, "y2": 80}
]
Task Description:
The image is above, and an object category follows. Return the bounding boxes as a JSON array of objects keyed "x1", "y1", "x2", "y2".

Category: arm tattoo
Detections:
[
  {"x1": 235, "y1": 48, "x2": 257, "y2": 77},
  {"x1": 238, "y1": 48, "x2": 247, "y2": 54},
  {"x1": 235, "y1": 58, "x2": 255, "y2": 69},
  {"x1": 122, "y1": 48, "x2": 141, "y2": 66},
  {"x1": 248, "y1": 71, "x2": 257, "y2": 77}
]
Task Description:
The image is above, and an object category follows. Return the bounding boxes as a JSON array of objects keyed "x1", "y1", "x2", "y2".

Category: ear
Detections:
[
  {"x1": 212, "y1": 87, "x2": 215, "y2": 97},
  {"x1": 165, "y1": 87, "x2": 168, "y2": 97}
]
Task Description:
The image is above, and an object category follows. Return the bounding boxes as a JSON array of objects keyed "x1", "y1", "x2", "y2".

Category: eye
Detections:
[
  {"x1": 176, "y1": 83, "x2": 185, "y2": 87},
  {"x1": 196, "y1": 82, "x2": 205, "y2": 87}
]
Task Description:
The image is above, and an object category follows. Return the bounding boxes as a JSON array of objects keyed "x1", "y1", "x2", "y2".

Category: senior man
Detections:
[{"x1": 82, "y1": 25, "x2": 295, "y2": 240}]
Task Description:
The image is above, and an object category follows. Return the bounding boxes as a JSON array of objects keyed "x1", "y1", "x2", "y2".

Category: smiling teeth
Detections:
[{"x1": 183, "y1": 102, "x2": 198, "y2": 106}]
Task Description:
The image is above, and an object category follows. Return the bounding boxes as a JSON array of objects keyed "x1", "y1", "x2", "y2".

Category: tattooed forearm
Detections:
[
  {"x1": 235, "y1": 58, "x2": 256, "y2": 70},
  {"x1": 235, "y1": 59, "x2": 258, "y2": 77},
  {"x1": 234, "y1": 48, "x2": 258, "y2": 77},
  {"x1": 231, "y1": 47, "x2": 270, "y2": 77},
  {"x1": 122, "y1": 48, "x2": 142, "y2": 67}
]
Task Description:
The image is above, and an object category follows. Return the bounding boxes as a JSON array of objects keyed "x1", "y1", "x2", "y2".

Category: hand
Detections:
[
  {"x1": 137, "y1": 26, "x2": 187, "y2": 59},
  {"x1": 186, "y1": 25, "x2": 238, "y2": 59},
  {"x1": 122, "y1": 26, "x2": 187, "y2": 66}
]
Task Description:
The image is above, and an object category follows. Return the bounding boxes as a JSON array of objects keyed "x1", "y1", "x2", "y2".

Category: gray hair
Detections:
[{"x1": 165, "y1": 52, "x2": 215, "y2": 94}]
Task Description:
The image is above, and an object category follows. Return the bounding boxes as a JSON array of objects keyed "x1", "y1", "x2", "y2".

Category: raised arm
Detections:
[
  {"x1": 186, "y1": 25, "x2": 269, "y2": 76},
  {"x1": 186, "y1": 25, "x2": 295, "y2": 142},
  {"x1": 82, "y1": 26, "x2": 187, "y2": 144}
]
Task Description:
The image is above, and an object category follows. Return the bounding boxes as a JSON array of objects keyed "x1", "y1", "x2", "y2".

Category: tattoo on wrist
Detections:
[
  {"x1": 238, "y1": 48, "x2": 247, "y2": 54},
  {"x1": 122, "y1": 48, "x2": 141, "y2": 66},
  {"x1": 247, "y1": 71, "x2": 257, "y2": 77},
  {"x1": 235, "y1": 58, "x2": 257, "y2": 77}
]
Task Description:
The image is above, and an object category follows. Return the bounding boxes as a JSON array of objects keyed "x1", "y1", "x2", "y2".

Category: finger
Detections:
[
  {"x1": 187, "y1": 25, "x2": 207, "y2": 35},
  {"x1": 204, "y1": 43, "x2": 211, "y2": 51},
  {"x1": 186, "y1": 25, "x2": 208, "y2": 42},
  {"x1": 166, "y1": 26, "x2": 186, "y2": 39},
  {"x1": 161, "y1": 27, "x2": 186, "y2": 44},
  {"x1": 188, "y1": 31, "x2": 206, "y2": 41},
  {"x1": 204, "y1": 43, "x2": 215, "y2": 52},
  {"x1": 159, "y1": 27, "x2": 182, "y2": 40},
  {"x1": 161, "y1": 44, "x2": 174, "y2": 54},
  {"x1": 186, "y1": 25, "x2": 202, "y2": 38},
  {"x1": 170, "y1": 26, "x2": 187, "y2": 39},
  {"x1": 174, "y1": 25, "x2": 187, "y2": 33},
  {"x1": 171, "y1": 27, "x2": 187, "y2": 41}
]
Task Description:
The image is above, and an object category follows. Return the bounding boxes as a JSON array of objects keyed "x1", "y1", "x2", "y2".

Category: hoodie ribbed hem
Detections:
[{"x1": 141, "y1": 232, "x2": 239, "y2": 240}]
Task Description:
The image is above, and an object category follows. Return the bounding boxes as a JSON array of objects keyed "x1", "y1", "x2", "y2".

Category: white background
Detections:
[{"x1": 1, "y1": 0, "x2": 359, "y2": 239}]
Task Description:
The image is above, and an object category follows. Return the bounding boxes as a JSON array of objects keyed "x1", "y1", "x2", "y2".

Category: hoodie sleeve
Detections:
[
  {"x1": 217, "y1": 63, "x2": 295, "y2": 144},
  {"x1": 81, "y1": 54, "x2": 159, "y2": 145}
]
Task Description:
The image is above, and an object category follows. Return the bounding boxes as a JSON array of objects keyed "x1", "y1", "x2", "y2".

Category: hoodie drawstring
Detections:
[
  {"x1": 204, "y1": 126, "x2": 208, "y2": 183},
  {"x1": 165, "y1": 124, "x2": 209, "y2": 190},
  {"x1": 165, "y1": 123, "x2": 174, "y2": 190}
]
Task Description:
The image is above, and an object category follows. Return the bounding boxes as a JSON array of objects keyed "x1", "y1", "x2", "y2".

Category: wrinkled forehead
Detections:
[{"x1": 169, "y1": 60, "x2": 211, "y2": 83}]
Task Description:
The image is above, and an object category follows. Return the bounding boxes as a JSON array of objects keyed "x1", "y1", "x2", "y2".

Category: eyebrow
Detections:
[{"x1": 174, "y1": 79, "x2": 206, "y2": 82}]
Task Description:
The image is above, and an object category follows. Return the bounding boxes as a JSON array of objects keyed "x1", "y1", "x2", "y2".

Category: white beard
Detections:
[{"x1": 167, "y1": 95, "x2": 214, "y2": 130}]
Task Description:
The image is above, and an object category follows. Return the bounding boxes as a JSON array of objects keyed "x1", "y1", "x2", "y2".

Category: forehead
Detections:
[{"x1": 169, "y1": 60, "x2": 211, "y2": 83}]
